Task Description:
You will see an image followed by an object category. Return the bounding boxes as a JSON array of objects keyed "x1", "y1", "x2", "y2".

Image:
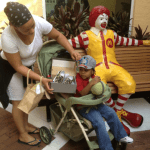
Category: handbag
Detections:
[{"x1": 18, "y1": 69, "x2": 45, "y2": 114}]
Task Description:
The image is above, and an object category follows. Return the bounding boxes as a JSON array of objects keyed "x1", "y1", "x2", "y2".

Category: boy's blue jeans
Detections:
[{"x1": 79, "y1": 104, "x2": 127, "y2": 150}]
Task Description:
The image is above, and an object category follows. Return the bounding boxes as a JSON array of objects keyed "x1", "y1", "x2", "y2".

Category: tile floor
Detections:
[{"x1": 0, "y1": 97, "x2": 150, "y2": 150}]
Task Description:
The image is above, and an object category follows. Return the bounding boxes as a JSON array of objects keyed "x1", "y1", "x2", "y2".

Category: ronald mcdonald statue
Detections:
[{"x1": 68, "y1": 6, "x2": 150, "y2": 135}]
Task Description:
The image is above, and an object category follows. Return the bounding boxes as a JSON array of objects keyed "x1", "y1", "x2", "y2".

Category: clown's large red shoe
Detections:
[
  {"x1": 115, "y1": 109, "x2": 130, "y2": 136},
  {"x1": 121, "y1": 109, "x2": 143, "y2": 127}
]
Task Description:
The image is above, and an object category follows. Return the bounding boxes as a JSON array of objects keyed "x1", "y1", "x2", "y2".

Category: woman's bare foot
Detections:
[
  {"x1": 19, "y1": 132, "x2": 41, "y2": 146},
  {"x1": 25, "y1": 124, "x2": 39, "y2": 134}
]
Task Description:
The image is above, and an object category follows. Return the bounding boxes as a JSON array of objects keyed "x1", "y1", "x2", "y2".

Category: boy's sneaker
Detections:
[{"x1": 119, "y1": 136, "x2": 133, "y2": 143}]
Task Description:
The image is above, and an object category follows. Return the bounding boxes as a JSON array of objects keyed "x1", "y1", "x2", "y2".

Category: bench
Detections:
[
  {"x1": 34, "y1": 45, "x2": 150, "y2": 121},
  {"x1": 1, "y1": 39, "x2": 148, "y2": 95},
  {"x1": 34, "y1": 45, "x2": 150, "y2": 94},
  {"x1": 1, "y1": 45, "x2": 149, "y2": 94},
  {"x1": 75, "y1": 46, "x2": 150, "y2": 95}
]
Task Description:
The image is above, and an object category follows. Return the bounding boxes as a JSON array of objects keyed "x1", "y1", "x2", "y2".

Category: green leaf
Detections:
[
  {"x1": 46, "y1": 3, "x2": 90, "y2": 38},
  {"x1": 143, "y1": 25, "x2": 148, "y2": 36}
]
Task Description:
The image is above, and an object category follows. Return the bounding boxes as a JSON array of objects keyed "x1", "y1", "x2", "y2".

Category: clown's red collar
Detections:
[{"x1": 90, "y1": 27, "x2": 107, "y2": 36}]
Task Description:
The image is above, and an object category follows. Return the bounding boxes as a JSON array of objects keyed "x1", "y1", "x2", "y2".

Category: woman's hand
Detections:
[
  {"x1": 70, "y1": 51, "x2": 81, "y2": 61},
  {"x1": 42, "y1": 78, "x2": 54, "y2": 94},
  {"x1": 90, "y1": 76, "x2": 101, "y2": 86}
]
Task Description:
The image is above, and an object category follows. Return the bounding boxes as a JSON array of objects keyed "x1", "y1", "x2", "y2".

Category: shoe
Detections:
[
  {"x1": 121, "y1": 109, "x2": 143, "y2": 127},
  {"x1": 119, "y1": 136, "x2": 133, "y2": 143},
  {"x1": 115, "y1": 109, "x2": 130, "y2": 136},
  {"x1": 18, "y1": 138, "x2": 41, "y2": 146},
  {"x1": 28, "y1": 128, "x2": 39, "y2": 134}
]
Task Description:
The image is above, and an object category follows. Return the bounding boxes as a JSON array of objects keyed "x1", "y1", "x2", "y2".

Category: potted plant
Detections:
[
  {"x1": 107, "y1": 11, "x2": 132, "y2": 37},
  {"x1": 130, "y1": 25, "x2": 150, "y2": 40},
  {"x1": 49, "y1": 1, "x2": 90, "y2": 39}
]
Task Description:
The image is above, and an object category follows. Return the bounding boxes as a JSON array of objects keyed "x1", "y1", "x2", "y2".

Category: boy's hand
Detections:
[{"x1": 90, "y1": 76, "x2": 101, "y2": 86}]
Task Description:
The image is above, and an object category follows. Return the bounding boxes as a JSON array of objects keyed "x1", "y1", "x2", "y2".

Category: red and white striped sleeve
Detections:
[
  {"x1": 113, "y1": 31, "x2": 143, "y2": 46},
  {"x1": 68, "y1": 32, "x2": 89, "y2": 51}
]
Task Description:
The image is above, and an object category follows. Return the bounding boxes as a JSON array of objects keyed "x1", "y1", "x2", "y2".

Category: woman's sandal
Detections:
[
  {"x1": 28, "y1": 128, "x2": 39, "y2": 134},
  {"x1": 18, "y1": 138, "x2": 41, "y2": 146}
]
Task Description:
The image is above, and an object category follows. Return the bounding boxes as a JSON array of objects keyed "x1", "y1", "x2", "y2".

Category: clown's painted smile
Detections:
[{"x1": 101, "y1": 22, "x2": 107, "y2": 28}]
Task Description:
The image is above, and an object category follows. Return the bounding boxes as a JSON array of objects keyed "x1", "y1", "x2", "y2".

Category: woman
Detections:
[{"x1": 0, "y1": 2, "x2": 81, "y2": 146}]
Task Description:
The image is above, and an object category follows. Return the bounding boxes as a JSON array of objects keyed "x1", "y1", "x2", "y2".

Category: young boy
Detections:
[{"x1": 75, "y1": 55, "x2": 133, "y2": 150}]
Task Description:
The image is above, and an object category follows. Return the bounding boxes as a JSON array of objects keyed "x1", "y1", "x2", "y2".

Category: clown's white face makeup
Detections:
[{"x1": 95, "y1": 13, "x2": 108, "y2": 31}]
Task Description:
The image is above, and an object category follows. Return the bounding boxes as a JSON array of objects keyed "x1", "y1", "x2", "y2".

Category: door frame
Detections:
[
  {"x1": 42, "y1": 0, "x2": 46, "y2": 19},
  {"x1": 128, "y1": 0, "x2": 134, "y2": 37}
]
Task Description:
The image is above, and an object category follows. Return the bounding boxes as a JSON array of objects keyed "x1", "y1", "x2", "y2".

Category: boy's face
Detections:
[{"x1": 79, "y1": 67, "x2": 94, "y2": 79}]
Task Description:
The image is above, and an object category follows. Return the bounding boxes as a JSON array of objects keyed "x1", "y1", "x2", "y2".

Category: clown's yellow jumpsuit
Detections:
[{"x1": 69, "y1": 29, "x2": 144, "y2": 94}]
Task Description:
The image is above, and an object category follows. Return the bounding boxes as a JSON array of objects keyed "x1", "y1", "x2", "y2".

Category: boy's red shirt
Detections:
[{"x1": 74, "y1": 73, "x2": 95, "y2": 97}]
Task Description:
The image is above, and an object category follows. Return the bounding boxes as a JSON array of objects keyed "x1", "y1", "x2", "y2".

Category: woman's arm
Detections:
[
  {"x1": 3, "y1": 51, "x2": 53, "y2": 94},
  {"x1": 46, "y1": 28, "x2": 81, "y2": 60}
]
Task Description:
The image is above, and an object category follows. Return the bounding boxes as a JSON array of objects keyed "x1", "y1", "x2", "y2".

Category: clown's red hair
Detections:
[{"x1": 89, "y1": 6, "x2": 110, "y2": 27}]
